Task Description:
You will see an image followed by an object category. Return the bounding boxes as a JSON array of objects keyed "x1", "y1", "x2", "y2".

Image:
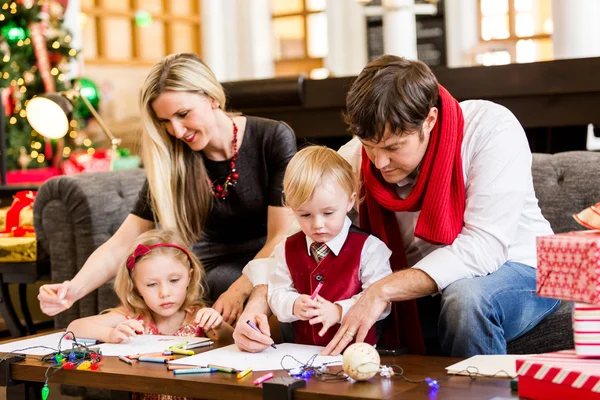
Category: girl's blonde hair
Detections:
[
  {"x1": 113, "y1": 229, "x2": 206, "y2": 320},
  {"x1": 140, "y1": 53, "x2": 226, "y2": 245},
  {"x1": 283, "y1": 146, "x2": 357, "y2": 210}
]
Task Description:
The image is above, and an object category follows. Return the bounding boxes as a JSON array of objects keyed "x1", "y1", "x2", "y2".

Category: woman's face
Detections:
[{"x1": 151, "y1": 91, "x2": 218, "y2": 151}]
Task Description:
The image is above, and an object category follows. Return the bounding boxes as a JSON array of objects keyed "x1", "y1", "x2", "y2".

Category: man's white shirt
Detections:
[{"x1": 244, "y1": 100, "x2": 553, "y2": 292}]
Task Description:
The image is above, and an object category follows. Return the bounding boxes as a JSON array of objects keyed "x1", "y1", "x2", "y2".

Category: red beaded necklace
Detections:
[{"x1": 209, "y1": 119, "x2": 239, "y2": 200}]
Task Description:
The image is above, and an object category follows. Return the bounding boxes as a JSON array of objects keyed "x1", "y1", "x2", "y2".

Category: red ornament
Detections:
[{"x1": 209, "y1": 119, "x2": 239, "y2": 200}]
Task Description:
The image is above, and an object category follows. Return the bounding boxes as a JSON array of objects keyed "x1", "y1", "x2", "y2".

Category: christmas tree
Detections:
[{"x1": 1, "y1": 0, "x2": 97, "y2": 172}]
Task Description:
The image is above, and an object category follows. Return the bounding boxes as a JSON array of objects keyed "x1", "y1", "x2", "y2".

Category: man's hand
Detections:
[
  {"x1": 233, "y1": 311, "x2": 274, "y2": 353},
  {"x1": 292, "y1": 295, "x2": 319, "y2": 321},
  {"x1": 309, "y1": 296, "x2": 342, "y2": 337},
  {"x1": 321, "y1": 285, "x2": 388, "y2": 355}
]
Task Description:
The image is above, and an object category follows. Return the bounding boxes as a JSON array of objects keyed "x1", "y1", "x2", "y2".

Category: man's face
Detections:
[{"x1": 360, "y1": 107, "x2": 437, "y2": 184}]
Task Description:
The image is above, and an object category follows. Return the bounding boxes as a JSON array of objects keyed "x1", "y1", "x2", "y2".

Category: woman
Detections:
[{"x1": 38, "y1": 53, "x2": 296, "y2": 325}]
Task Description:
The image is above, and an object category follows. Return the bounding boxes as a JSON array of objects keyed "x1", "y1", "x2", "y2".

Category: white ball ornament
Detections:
[{"x1": 342, "y1": 343, "x2": 381, "y2": 381}]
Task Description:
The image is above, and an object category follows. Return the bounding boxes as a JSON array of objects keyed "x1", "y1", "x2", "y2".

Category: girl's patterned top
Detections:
[{"x1": 132, "y1": 308, "x2": 207, "y2": 400}]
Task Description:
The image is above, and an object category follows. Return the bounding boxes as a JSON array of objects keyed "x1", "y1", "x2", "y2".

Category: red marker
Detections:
[
  {"x1": 253, "y1": 372, "x2": 274, "y2": 385},
  {"x1": 310, "y1": 282, "x2": 324, "y2": 300}
]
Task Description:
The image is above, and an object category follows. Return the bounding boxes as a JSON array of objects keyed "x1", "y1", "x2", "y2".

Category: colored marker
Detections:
[
  {"x1": 237, "y1": 367, "x2": 252, "y2": 379},
  {"x1": 310, "y1": 282, "x2": 324, "y2": 300},
  {"x1": 208, "y1": 364, "x2": 238, "y2": 374},
  {"x1": 163, "y1": 351, "x2": 173, "y2": 356},
  {"x1": 173, "y1": 367, "x2": 217, "y2": 375},
  {"x1": 167, "y1": 365, "x2": 202, "y2": 371},
  {"x1": 169, "y1": 341, "x2": 189, "y2": 350},
  {"x1": 171, "y1": 348, "x2": 195, "y2": 356},
  {"x1": 186, "y1": 341, "x2": 213, "y2": 350},
  {"x1": 138, "y1": 357, "x2": 169, "y2": 363},
  {"x1": 118, "y1": 355, "x2": 134, "y2": 365},
  {"x1": 246, "y1": 320, "x2": 277, "y2": 349},
  {"x1": 253, "y1": 372, "x2": 274, "y2": 385}
]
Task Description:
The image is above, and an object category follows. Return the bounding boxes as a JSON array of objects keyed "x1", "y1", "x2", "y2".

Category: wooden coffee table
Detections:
[{"x1": 0, "y1": 336, "x2": 518, "y2": 399}]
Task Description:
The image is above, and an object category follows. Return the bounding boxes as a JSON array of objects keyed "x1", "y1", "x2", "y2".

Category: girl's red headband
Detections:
[{"x1": 126, "y1": 243, "x2": 192, "y2": 271}]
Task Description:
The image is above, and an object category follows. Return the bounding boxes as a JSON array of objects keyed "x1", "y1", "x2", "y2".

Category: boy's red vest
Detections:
[{"x1": 285, "y1": 228, "x2": 377, "y2": 347}]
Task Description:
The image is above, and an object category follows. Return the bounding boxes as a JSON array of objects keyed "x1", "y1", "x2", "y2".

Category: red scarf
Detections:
[{"x1": 359, "y1": 85, "x2": 465, "y2": 354}]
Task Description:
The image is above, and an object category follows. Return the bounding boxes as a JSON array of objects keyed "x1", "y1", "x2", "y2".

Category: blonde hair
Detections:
[
  {"x1": 283, "y1": 146, "x2": 357, "y2": 210},
  {"x1": 140, "y1": 53, "x2": 226, "y2": 245},
  {"x1": 113, "y1": 229, "x2": 206, "y2": 321}
]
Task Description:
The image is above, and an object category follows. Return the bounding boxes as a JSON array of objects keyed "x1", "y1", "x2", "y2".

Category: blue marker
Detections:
[
  {"x1": 173, "y1": 367, "x2": 218, "y2": 375},
  {"x1": 138, "y1": 356, "x2": 168, "y2": 363}
]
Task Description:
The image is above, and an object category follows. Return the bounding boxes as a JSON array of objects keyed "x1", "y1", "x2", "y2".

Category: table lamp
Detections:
[{"x1": 25, "y1": 83, "x2": 121, "y2": 170}]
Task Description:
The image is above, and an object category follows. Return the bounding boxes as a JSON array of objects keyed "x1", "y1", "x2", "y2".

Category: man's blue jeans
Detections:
[{"x1": 437, "y1": 261, "x2": 560, "y2": 357}]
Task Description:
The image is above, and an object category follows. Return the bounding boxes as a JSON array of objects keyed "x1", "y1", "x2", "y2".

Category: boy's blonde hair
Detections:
[
  {"x1": 113, "y1": 229, "x2": 206, "y2": 320},
  {"x1": 283, "y1": 146, "x2": 357, "y2": 210}
]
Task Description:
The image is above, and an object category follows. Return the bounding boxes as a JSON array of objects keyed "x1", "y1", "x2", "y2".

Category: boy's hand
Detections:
[
  {"x1": 195, "y1": 308, "x2": 224, "y2": 332},
  {"x1": 109, "y1": 319, "x2": 144, "y2": 343},
  {"x1": 293, "y1": 295, "x2": 319, "y2": 321},
  {"x1": 309, "y1": 295, "x2": 342, "y2": 337}
]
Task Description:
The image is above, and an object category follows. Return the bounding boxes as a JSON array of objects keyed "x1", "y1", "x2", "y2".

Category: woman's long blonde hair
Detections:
[
  {"x1": 140, "y1": 53, "x2": 227, "y2": 245},
  {"x1": 283, "y1": 146, "x2": 357, "y2": 210},
  {"x1": 113, "y1": 229, "x2": 206, "y2": 320}
]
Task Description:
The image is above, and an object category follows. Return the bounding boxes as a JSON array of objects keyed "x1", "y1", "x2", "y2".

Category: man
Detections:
[{"x1": 233, "y1": 55, "x2": 560, "y2": 357}]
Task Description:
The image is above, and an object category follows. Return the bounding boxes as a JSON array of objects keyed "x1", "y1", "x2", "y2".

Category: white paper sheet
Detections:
[
  {"x1": 97, "y1": 335, "x2": 212, "y2": 356},
  {"x1": 0, "y1": 332, "x2": 77, "y2": 356},
  {"x1": 446, "y1": 355, "x2": 520, "y2": 378},
  {"x1": 169, "y1": 343, "x2": 343, "y2": 372},
  {"x1": 0, "y1": 332, "x2": 211, "y2": 357}
]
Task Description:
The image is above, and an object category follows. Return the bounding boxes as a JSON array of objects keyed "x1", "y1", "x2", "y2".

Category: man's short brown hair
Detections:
[{"x1": 344, "y1": 55, "x2": 439, "y2": 142}]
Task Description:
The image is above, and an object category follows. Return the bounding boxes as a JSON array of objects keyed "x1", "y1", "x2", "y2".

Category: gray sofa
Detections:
[{"x1": 33, "y1": 151, "x2": 600, "y2": 354}]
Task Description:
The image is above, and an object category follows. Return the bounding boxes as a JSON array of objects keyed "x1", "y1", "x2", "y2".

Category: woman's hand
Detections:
[
  {"x1": 309, "y1": 296, "x2": 342, "y2": 337},
  {"x1": 213, "y1": 276, "x2": 253, "y2": 325},
  {"x1": 108, "y1": 319, "x2": 144, "y2": 343},
  {"x1": 37, "y1": 280, "x2": 76, "y2": 316},
  {"x1": 195, "y1": 308, "x2": 224, "y2": 332}
]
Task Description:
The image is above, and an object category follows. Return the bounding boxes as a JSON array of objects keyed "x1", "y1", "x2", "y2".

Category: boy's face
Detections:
[
  {"x1": 360, "y1": 107, "x2": 437, "y2": 184},
  {"x1": 132, "y1": 254, "x2": 192, "y2": 322},
  {"x1": 293, "y1": 180, "x2": 356, "y2": 244}
]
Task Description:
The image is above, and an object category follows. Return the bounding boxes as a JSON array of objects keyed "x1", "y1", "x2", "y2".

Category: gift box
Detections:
[
  {"x1": 517, "y1": 350, "x2": 600, "y2": 400},
  {"x1": 536, "y1": 231, "x2": 600, "y2": 304},
  {"x1": 0, "y1": 236, "x2": 37, "y2": 262},
  {"x1": 0, "y1": 190, "x2": 38, "y2": 262},
  {"x1": 0, "y1": 206, "x2": 33, "y2": 232},
  {"x1": 61, "y1": 149, "x2": 111, "y2": 175}
]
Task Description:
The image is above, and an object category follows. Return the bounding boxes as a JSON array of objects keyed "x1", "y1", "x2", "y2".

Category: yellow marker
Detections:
[
  {"x1": 76, "y1": 361, "x2": 92, "y2": 370},
  {"x1": 171, "y1": 348, "x2": 194, "y2": 356},
  {"x1": 237, "y1": 367, "x2": 252, "y2": 379},
  {"x1": 169, "y1": 341, "x2": 189, "y2": 350}
]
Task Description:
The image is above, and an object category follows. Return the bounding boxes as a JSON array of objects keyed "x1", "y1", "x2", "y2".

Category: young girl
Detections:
[
  {"x1": 268, "y1": 146, "x2": 393, "y2": 347},
  {"x1": 67, "y1": 229, "x2": 233, "y2": 344}
]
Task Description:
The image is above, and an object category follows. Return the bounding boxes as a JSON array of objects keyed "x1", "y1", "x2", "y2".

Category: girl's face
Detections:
[
  {"x1": 151, "y1": 91, "x2": 218, "y2": 152},
  {"x1": 293, "y1": 180, "x2": 356, "y2": 244},
  {"x1": 132, "y1": 254, "x2": 192, "y2": 321}
]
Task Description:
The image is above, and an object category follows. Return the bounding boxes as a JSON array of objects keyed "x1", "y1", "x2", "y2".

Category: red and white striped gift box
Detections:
[
  {"x1": 517, "y1": 350, "x2": 600, "y2": 400},
  {"x1": 536, "y1": 231, "x2": 600, "y2": 304},
  {"x1": 574, "y1": 303, "x2": 600, "y2": 357}
]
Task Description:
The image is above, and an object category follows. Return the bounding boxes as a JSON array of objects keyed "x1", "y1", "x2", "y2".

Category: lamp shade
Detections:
[{"x1": 26, "y1": 93, "x2": 73, "y2": 139}]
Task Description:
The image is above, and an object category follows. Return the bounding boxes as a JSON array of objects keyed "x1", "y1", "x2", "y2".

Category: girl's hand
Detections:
[
  {"x1": 292, "y1": 295, "x2": 319, "y2": 321},
  {"x1": 213, "y1": 289, "x2": 247, "y2": 326},
  {"x1": 195, "y1": 308, "x2": 224, "y2": 332},
  {"x1": 109, "y1": 319, "x2": 144, "y2": 343},
  {"x1": 309, "y1": 296, "x2": 342, "y2": 337}
]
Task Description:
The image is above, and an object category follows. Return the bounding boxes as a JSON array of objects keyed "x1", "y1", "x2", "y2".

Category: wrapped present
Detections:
[
  {"x1": 536, "y1": 231, "x2": 600, "y2": 304},
  {"x1": 0, "y1": 205, "x2": 33, "y2": 232},
  {"x1": 573, "y1": 303, "x2": 600, "y2": 357},
  {"x1": 0, "y1": 236, "x2": 37, "y2": 262},
  {"x1": 0, "y1": 190, "x2": 38, "y2": 262},
  {"x1": 516, "y1": 350, "x2": 600, "y2": 400},
  {"x1": 61, "y1": 149, "x2": 111, "y2": 175},
  {"x1": 574, "y1": 202, "x2": 600, "y2": 230}
]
